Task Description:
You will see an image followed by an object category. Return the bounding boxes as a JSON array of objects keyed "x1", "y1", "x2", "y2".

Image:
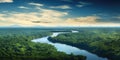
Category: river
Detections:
[{"x1": 32, "y1": 32, "x2": 108, "y2": 60}]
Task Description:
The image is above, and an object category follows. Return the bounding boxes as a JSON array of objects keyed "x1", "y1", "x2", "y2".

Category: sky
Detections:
[{"x1": 0, "y1": 0, "x2": 120, "y2": 27}]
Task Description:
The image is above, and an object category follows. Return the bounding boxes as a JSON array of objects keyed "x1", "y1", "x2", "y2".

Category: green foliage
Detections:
[
  {"x1": 49, "y1": 28, "x2": 120, "y2": 60},
  {"x1": 0, "y1": 28, "x2": 86, "y2": 60}
]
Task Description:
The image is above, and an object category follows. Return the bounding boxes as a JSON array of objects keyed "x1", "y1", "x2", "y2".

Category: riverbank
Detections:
[
  {"x1": 0, "y1": 29, "x2": 86, "y2": 60},
  {"x1": 48, "y1": 30, "x2": 120, "y2": 60},
  {"x1": 32, "y1": 32, "x2": 107, "y2": 60}
]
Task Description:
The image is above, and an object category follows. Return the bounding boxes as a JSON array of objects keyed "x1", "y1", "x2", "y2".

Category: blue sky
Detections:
[{"x1": 0, "y1": 0, "x2": 120, "y2": 27}]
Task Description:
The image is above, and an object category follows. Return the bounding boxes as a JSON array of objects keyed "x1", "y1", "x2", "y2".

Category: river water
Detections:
[{"x1": 32, "y1": 32, "x2": 108, "y2": 60}]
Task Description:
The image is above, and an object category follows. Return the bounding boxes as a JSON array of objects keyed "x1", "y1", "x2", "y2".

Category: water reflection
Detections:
[{"x1": 32, "y1": 32, "x2": 108, "y2": 60}]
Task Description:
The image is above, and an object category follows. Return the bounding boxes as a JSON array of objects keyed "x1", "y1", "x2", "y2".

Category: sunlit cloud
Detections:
[
  {"x1": 63, "y1": 16, "x2": 99, "y2": 26},
  {"x1": 29, "y1": 2, "x2": 44, "y2": 7},
  {"x1": 1, "y1": 11, "x2": 120, "y2": 27},
  {"x1": 0, "y1": 0, "x2": 13, "y2": 3},
  {"x1": 0, "y1": 7, "x2": 68, "y2": 27},
  {"x1": 18, "y1": 6, "x2": 29, "y2": 9},
  {"x1": 76, "y1": 1, "x2": 91, "y2": 8},
  {"x1": 65, "y1": 16, "x2": 99, "y2": 23},
  {"x1": 0, "y1": 1, "x2": 120, "y2": 27},
  {"x1": 50, "y1": 5, "x2": 71, "y2": 9}
]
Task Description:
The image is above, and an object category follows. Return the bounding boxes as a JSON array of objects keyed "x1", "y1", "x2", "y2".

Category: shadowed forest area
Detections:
[
  {"x1": 49, "y1": 27, "x2": 120, "y2": 60},
  {"x1": 0, "y1": 28, "x2": 86, "y2": 60},
  {"x1": 0, "y1": 27, "x2": 120, "y2": 60}
]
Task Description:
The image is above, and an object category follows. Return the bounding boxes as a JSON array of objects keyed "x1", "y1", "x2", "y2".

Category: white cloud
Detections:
[
  {"x1": 50, "y1": 5, "x2": 71, "y2": 9},
  {"x1": 0, "y1": 2, "x2": 120, "y2": 27},
  {"x1": 1, "y1": 11, "x2": 120, "y2": 27},
  {"x1": 61, "y1": 16, "x2": 120, "y2": 27},
  {"x1": 116, "y1": 16, "x2": 120, "y2": 19},
  {"x1": 29, "y1": 2, "x2": 44, "y2": 7},
  {"x1": 41, "y1": 9, "x2": 68, "y2": 17},
  {"x1": 76, "y1": 5, "x2": 84, "y2": 7},
  {"x1": 0, "y1": 0, "x2": 13, "y2": 3},
  {"x1": 18, "y1": 6, "x2": 29, "y2": 9},
  {"x1": 0, "y1": 8, "x2": 68, "y2": 27},
  {"x1": 76, "y1": 1, "x2": 91, "y2": 8},
  {"x1": 0, "y1": 14, "x2": 4, "y2": 16},
  {"x1": 65, "y1": 16, "x2": 99, "y2": 25}
]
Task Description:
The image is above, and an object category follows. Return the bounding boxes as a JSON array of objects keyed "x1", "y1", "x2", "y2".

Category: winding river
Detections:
[{"x1": 32, "y1": 32, "x2": 108, "y2": 60}]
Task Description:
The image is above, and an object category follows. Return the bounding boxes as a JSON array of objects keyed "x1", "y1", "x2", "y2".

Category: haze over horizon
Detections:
[{"x1": 0, "y1": 0, "x2": 120, "y2": 27}]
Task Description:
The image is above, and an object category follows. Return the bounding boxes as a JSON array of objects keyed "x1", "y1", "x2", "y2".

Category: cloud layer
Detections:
[
  {"x1": 0, "y1": 1, "x2": 120, "y2": 27},
  {"x1": 1, "y1": 10, "x2": 120, "y2": 27},
  {"x1": 18, "y1": 6, "x2": 29, "y2": 9},
  {"x1": 0, "y1": 0, "x2": 13, "y2": 3},
  {"x1": 50, "y1": 5, "x2": 71, "y2": 9},
  {"x1": 29, "y1": 2, "x2": 44, "y2": 7},
  {"x1": 0, "y1": 6, "x2": 68, "y2": 26}
]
